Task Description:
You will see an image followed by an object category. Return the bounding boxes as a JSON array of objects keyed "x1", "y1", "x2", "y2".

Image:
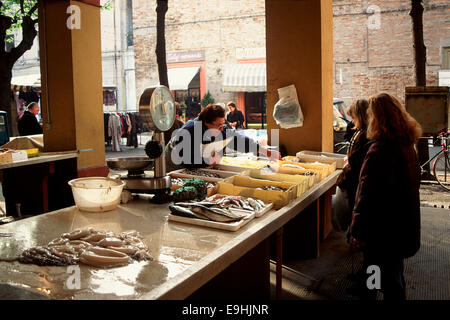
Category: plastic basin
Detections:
[{"x1": 68, "y1": 177, "x2": 125, "y2": 212}]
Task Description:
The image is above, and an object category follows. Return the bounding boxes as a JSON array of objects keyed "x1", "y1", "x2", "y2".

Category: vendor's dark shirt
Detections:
[
  {"x1": 18, "y1": 110, "x2": 42, "y2": 136},
  {"x1": 171, "y1": 118, "x2": 259, "y2": 168},
  {"x1": 227, "y1": 110, "x2": 245, "y2": 129},
  {"x1": 164, "y1": 118, "x2": 185, "y2": 145}
]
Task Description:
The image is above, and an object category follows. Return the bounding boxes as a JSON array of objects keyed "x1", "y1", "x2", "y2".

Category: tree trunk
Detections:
[
  {"x1": 410, "y1": 0, "x2": 426, "y2": 87},
  {"x1": 1, "y1": 6, "x2": 38, "y2": 137},
  {"x1": 0, "y1": 59, "x2": 14, "y2": 137},
  {"x1": 155, "y1": 0, "x2": 169, "y2": 87}
]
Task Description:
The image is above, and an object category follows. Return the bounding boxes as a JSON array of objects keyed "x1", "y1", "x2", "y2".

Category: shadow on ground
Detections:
[{"x1": 270, "y1": 207, "x2": 449, "y2": 300}]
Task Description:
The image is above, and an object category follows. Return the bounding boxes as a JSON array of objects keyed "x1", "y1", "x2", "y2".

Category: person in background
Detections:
[
  {"x1": 166, "y1": 104, "x2": 280, "y2": 172},
  {"x1": 334, "y1": 99, "x2": 371, "y2": 232},
  {"x1": 350, "y1": 93, "x2": 422, "y2": 300},
  {"x1": 189, "y1": 101, "x2": 202, "y2": 119},
  {"x1": 226, "y1": 102, "x2": 245, "y2": 129},
  {"x1": 164, "y1": 102, "x2": 185, "y2": 145},
  {"x1": 18, "y1": 102, "x2": 42, "y2": 136},
  {"x1": 343, "y1": 105, "x2": 356, "y2": 142}
]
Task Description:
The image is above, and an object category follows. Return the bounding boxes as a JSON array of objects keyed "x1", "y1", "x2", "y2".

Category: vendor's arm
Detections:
[
  {"x1": 224, "y1": 129, "x2": 281, "y2": 160},
  {"x1": 238, "y1": 111, "x2": 245, "y2": 128}
]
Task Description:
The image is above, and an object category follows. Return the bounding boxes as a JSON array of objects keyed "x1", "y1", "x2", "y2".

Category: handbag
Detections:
[{"x1": 331, "y1": 186, "x2": 352, "y2": 232}]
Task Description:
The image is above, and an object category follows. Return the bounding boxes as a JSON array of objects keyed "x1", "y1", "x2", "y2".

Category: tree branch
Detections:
[
  {"x1": 0, "y1": 15, "x2": 14, "y2": 56},
  {"x1": 156, "y1": 0, "x2": 169, "y2": 87},
  {"x1": 20, "y1": 0, "x2": 25, "y2": 15},
  {"x1": 28, "y1": 1, "x2": 39, "y2": 17},
  {"x1": 6, "y1": 15, "x2": 37, "y2": 67}
]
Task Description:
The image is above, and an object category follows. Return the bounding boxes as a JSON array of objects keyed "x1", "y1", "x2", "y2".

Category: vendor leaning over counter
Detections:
[{"x1": 165, "y1": 104, "x2": 281, "y2": 172}]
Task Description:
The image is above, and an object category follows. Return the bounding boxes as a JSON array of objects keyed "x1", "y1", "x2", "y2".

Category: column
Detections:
[
  {"x1": 38, "y1": 0, "x2": 107, "y2": 176},
  {"x1": 266, "y1": 0, "x2": 334, "y2": 154}
]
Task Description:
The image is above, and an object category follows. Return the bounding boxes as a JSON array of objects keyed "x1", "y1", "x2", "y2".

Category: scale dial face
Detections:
[{"x1": 139, "y1": 85, "x2": 175, "y2": 132}]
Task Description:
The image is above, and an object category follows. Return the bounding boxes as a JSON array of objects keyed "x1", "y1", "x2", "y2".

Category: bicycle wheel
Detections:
[{"x1": 432, "y1": 152, "x2": 450, "y2": 191}]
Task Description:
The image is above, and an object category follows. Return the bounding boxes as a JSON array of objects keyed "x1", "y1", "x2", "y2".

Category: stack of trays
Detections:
[
  {"x1": 296, "y1": 150, "x2": 347, "y2": 169},
  {"x1": 169, "y1": 168, "x2": 237, "y2": 182}
]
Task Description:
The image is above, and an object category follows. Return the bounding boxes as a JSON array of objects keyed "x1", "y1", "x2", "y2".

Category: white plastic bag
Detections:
[{"x1": 273, "y1": 84, "x2": 304, "y2": 129}]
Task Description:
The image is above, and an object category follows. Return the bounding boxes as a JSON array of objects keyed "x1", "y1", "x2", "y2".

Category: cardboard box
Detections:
[
  {"x1": 296, "y1": 150, "x2": 347, "y2": 169},
  {"x1": 18, "y1": 148, "x2": 39, "y2": 158},
  {"x1": 217, "y1": 175, "x2": 297, "y2": 209},
  {"x1": 282, "y1": 156, "x2": 337, "y2": 175},
  {"x1": 0, "y1": 150, "x2": 28, "y2": 164},
  {"x1": 241, "y1": 169, "x2": 312, "y2": 197},
  {"x1": 272, "y1": 161, "x2": 326, "y2": 181}
]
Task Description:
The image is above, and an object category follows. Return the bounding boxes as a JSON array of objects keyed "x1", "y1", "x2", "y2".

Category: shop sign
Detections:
[
  {"x1": 236, "y1": 47, "x2": 266, "y2": 60},
  {"x1": 167, "y1": 50, "x2": 205, "y2": 63}
]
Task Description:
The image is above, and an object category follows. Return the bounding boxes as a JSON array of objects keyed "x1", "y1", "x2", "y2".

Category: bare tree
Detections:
[
  {"x1": 155, "y1": 0, "x2": 168, "y2": 87},
  {"x1": 410, "y1": 0, "x2": 426, "y2": 86}
]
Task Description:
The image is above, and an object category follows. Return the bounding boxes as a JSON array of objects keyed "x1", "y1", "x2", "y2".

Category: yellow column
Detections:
[
  {"x1": 39, "y1": 0, "x2": 106, "y2": 174},
  {"x1": 266, "y1": 0, "x2": 334, "y2": 154}
]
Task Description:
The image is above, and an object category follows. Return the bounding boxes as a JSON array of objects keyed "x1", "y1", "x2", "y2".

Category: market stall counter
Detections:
[
  {"x1": 0, "y1": 169, "x2": 340, "y2": 300},
  {"x1": 0, "y1": 151, "x2": 78, "y2": 218}
]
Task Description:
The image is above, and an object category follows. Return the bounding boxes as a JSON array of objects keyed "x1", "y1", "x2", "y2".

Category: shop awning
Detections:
[
  {"x1": 11, "y1": 73, "x2": 117, "y2": 91},
  {"x1": 168, "y1": 67, "x2": 200, "y2": 91},
  {"x1": 222, "y1": 63, "x2": 266, "y2": 92},
  {"x1": 10, "y1": 74, "x2": 41, "y2": 90}
]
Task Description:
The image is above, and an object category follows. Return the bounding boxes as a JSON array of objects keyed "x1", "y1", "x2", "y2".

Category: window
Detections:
[
  {"x1": 443, "y1": 47, "x2": 450, "y2": 70},
  {"x1": 126, "y1": 0, "x2": 133, "y2": 47}
]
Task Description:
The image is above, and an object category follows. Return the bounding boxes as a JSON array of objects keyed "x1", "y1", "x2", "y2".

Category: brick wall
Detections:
[
  {"x1": 132, "y1": 0, "x2": 266, "y2": 105},
  {"x1": 334, "y1": 0, "x2": 450, "y2": 106},
  {"x1": 132, "y1": 0, "x2": 450, "y2": 108}
]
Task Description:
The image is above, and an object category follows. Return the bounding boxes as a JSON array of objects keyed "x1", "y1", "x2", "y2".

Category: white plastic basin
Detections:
[{"x1": 68, "y1": 177, "x2": 125, "y2": 212}]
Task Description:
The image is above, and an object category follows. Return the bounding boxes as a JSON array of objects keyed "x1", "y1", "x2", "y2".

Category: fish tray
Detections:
[
  {"x1": 296, "y1": 150, "x2": 347, "y2": 169},
  {"x1": 168, "y1": 168, "x2": 238, "y2": 182},
  {"x1": 211, "y1": 163, "x2": 256, "y2": 173},
  {"x1": 217, "y1": 176, "x2": 297, "y2": 209},
  {"x1": 277, "y1": 160, "x2": 329, "y2": 181},
  {"x1": 171, "y1": 183, "x2": 218, "y2": 197},
  {"x1": 206, "y1": 194, "x2": 274, "y2": 218},
  {"x1": 168, "y1": 211, "x2": 255, "y2": 232},
  {"x1": 241, "y1": 169, "x2": 311, "y2": 197}
]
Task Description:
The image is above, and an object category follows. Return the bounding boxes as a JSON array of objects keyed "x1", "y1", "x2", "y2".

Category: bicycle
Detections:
[
  {"x1": 420, "y1": 130, "x2": 450, "y2": 191},
  {"x1": 334, "y1": 141, "x2": 350, "y2": 154}
]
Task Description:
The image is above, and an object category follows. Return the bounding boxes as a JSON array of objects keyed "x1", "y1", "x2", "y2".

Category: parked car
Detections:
[{"x1": 333, "y1": 98, "x2": 352, "y2": 154}]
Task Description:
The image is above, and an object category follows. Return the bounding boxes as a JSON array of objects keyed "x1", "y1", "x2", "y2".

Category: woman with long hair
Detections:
[
  {"x1": 350, "y1": 93, "x2": 422, "y2": 300},
  {"x1": 334, "y1": 99, "x2": 371, "y2": 232}
]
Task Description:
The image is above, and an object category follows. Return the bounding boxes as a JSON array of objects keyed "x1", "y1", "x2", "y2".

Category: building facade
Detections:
[
  {"x1": 132, "y1": 0, "x2": 267, "y2": 127},
  {"x1": 132, "y1": 0, "x2": 450, "y2": 124},
  {"x1": 10, "y1": 0, "x2": 137, "y2": 113},
  {"x1": 333, "y1": 0, "x2": 450, "y2": 107}
]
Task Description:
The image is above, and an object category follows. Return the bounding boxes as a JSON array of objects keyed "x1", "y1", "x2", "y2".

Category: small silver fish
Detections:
[{"x1": 169, "y1": 204, "x2": 210, "y2": 221}]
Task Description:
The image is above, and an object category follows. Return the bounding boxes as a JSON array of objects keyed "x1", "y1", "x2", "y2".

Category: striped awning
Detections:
[
  {"x1": 222, "y1": 63, "x2": 266, "y2": 92},
  {"x1": 168, "y1": 66, "x2": 200, "y2": 91},
  {"x1": 10, "y1": 74, "x2": 41, "y2": 91}
]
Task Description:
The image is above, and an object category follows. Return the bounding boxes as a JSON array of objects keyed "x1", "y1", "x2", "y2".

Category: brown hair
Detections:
[
  {"x1": 366, "y1": 93, "x2": 422, "y2": 144},
  {"x1": 348, "y1": 99, "x2": 369, "y2": 130},
  {"x1": 227, "y1": 102, "x2": 236, "y2": 109},
  {"x1": 198, "y1": 104, "x2": 225, "y2": 124}
]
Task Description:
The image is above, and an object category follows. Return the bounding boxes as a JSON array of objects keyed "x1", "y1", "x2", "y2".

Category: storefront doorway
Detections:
[{"x1": 245, "y1": 92, "x2": 266, "y2": 129}]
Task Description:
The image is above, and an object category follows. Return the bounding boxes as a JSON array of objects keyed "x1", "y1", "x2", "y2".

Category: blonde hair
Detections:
[{"x1": 366, "y1": 93, "x2": 422, "y2": 144}]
